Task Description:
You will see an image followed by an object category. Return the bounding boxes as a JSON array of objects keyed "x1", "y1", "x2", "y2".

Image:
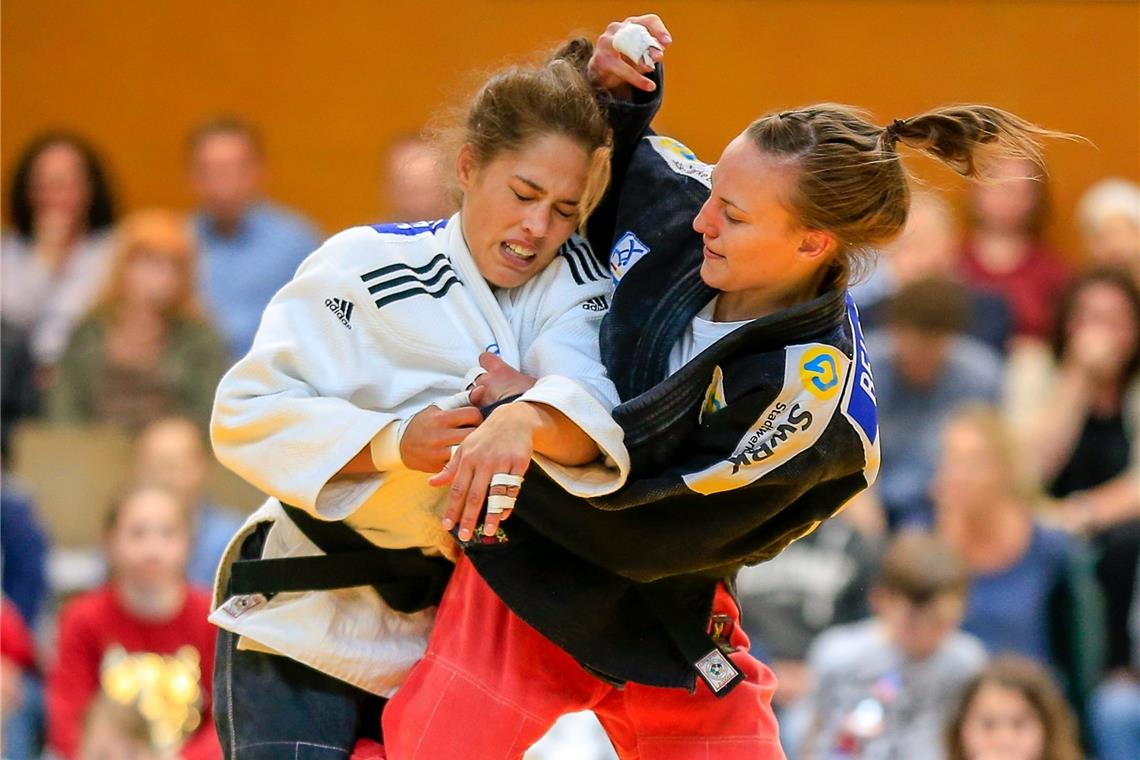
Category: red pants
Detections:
[{"x1": 382, "y1": 556, "x2": 784, "y2": 760}]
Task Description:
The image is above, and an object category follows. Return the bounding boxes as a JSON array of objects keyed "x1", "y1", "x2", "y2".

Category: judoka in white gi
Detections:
[{"x1": 207, "y1": 47, "x2": 624, "y2": 758}]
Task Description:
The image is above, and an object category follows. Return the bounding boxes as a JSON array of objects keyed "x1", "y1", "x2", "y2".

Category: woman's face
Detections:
[
  {"x1": 959, "y1": 683, "x2": 1046, "y2": 760},
  {"x1": 123, "y1": 246, "x2": 188, "y2": 312},
  {"x1": 30, "y1": 142, "x2": 91, "y2": 225},
  {"x1": 971, "y1": 157, "x2": 1041, "y2": 234},
  {"x1": 457, "y1": 133, "x2": 590, "y2": 289},
  {"x1": 1066, "y1": 281, "x2": 1139, "y2": 378},
  {"x1": 108, "y1": 491, "x2": 189, "y2": 590},
  {"x1": 692, "y1": 134, "x2": 831, "y2": 310},
  {"x1": 932, "y1": 419, "x2": 1010, "y2": 513}
]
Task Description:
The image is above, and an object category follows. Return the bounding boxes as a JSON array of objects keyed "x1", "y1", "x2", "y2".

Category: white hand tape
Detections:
[
  {"x1": 612, "y1": 23, "x2": 662, "y2": 68},
  {"x1": 487, "y1": 494, "x2": 516, "y2": 515},
  {"x1": 490, "y1": 473, "x2": 525, "y2": 489}
]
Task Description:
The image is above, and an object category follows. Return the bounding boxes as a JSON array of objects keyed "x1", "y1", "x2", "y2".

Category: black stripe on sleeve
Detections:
[
  {"x1": 367, "y1": 260, "x2": 454, "y2": 295},
  {"x1": 569, "y1": 238, "x2": 608, "y2": 281},
  {"x1": 374, "y1": 275, "x2": 462, "y2": 310},
  {"x1": 360, "y1": 252, "x2": 449, "y2": 283},
  {"x1": 558, "y1": 245, "x2": 586, "y2": 286}
]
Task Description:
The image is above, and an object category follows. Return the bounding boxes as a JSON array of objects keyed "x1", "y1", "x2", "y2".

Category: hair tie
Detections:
[{"x1": 885, "y1": 118, "x2": 908, "y2": 144}]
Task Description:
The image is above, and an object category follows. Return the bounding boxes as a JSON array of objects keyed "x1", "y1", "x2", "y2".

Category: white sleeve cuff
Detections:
[
  {"x1": 518, "y1": 375, "x2": 630, "y2": 497},
  {"x1": 369, "y1": 420, "x2": 405, "y2": 472}
]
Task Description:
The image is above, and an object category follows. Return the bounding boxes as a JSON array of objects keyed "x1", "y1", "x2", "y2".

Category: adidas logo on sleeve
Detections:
[{"x1": 325, "y1": 298, "x2": 354, "y2": 329}]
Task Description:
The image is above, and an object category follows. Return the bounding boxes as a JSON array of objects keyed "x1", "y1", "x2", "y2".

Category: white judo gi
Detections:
[{"x1": 208, "y1": 214, "x2": 629, "y2": 696}]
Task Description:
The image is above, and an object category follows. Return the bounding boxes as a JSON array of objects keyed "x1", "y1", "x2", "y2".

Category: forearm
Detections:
[
  {"x1": 1027, "y1": 366, "x2": 1094, "y2": 481},
  {"x1": 498, "y1": 401, "x2": 600, "y2": 466},
  {"x1": 1084, "y1": 471, "x2": 1140, "y2": 528}
]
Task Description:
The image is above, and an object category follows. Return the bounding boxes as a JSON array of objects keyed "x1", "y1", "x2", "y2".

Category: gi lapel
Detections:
[{"x1": 443, "y1": 213, "x2": 522, "y2": 367}]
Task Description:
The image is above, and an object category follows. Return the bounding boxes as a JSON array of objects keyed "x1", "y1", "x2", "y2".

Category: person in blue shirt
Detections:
[
  {"x1": 932, "y1": 403, "x2": 1103, "y2": 731},
  {"x1": 865, "y1": 277, "x2": 1004, "y2": 529},
  {"x1": 187, "y1": 117, "x2": 321, "y2": 362},
  {"x1": 0, "y1": 481, "x2": 48, "y2": 627}
]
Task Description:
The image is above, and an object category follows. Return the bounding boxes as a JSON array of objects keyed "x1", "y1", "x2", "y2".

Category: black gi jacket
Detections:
[{"x1": 463, "y1": 68, "x2": 881, "y2": 696}]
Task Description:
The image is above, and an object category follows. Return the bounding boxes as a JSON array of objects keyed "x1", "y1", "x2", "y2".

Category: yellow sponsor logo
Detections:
[
  {"x1": 799, "y1": 347, "x2": 844, "y2": 400},
  {"x1": 656, "y1": 136, "x2": 697, "y2": 161}
]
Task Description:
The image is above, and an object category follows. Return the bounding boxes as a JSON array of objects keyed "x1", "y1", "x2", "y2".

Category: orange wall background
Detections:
[{"x1": 3, "y1": 1, "x2": 1138, "y2": 261}]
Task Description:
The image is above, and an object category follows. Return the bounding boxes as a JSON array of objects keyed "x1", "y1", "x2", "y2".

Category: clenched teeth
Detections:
[{"x1": 504, "y1": 242, "x2": 536, "y2": 259}]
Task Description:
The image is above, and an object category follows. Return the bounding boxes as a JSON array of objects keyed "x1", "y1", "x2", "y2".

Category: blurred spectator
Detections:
[
  {"x1": 1019, "y1": 269, "x2": 1140, "y2": 530},
  {"x1": 1076, "y1": 178, "x2": 1140, "y2": 282},
  {"x1": 47, "y1": 209, "x2": 229, "y2": 433},
  {"x1": 933, "y1": 404, "x2": 1103, "y2": 723},
  {"x1": 380, "y1": 133, "x2": 453, "y2": 222},
  {"x1": 1017, "y1": 269, "x2": 1140, "y2": 688},
  {"x1": 866, "y1": 278, "x2": 1003, "y2": 529},
  {"x1": 132, "y1": 416, "x2": 245, "y2": 589},
  {"x1": 800, "y1": 532, "x2": 986, "y2": 760},
  {"x1": 78, "y1": 695, "x2": 162, "y2": 760},
  {"x1": 1, "y1": 133, "x2": 116, "y2": 371},
  {"x1": 187, "y1": 117, "x2": 321, "y2": 361},
  {"x1": 1089, "y1": 552, "x2": 1140, "y2": 760},
  {"x1": 946, "y1": 656, "x2": 1081, "y2": 760},
  {"x1": 46, "y1": 485, "x2": 220, "y2": 760},
  {"x1": 1, "y1": 321, "x2": 40, "y2": 463},
  {"x1": 853, "y1": 191, "x2": 1013, "y2": 354},
  {"x1": 960, "y1": 157, "x2": 1071, "y2": 343},
  {"x1": 0, "y1": 479, "x2": 48, "y2": 626},
  {"x1": 737, "y1": 516, "x2": 879, "y2": 755},
  {"x1": 2, "y1": 597, "x2": 44, "y2": 759}
]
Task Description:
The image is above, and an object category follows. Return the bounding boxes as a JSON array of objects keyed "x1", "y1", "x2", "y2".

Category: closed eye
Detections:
[{"x1": 512, "y1": 189, "x2": 537, "y2": 202}]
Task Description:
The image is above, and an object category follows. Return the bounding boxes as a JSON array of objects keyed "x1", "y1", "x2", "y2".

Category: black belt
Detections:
[{"x1": 228, "y1": 504, "x2": 453, "y2": 614}]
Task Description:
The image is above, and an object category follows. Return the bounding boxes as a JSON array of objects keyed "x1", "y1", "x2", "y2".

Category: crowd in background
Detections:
[{"x1": 0, "y1": 114, "x2": 1136, "y2": 760}]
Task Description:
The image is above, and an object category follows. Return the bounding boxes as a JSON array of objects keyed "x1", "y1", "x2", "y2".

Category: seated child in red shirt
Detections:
[{"x1": 47, "y1": 485, "x2": 221, "y2": 760}]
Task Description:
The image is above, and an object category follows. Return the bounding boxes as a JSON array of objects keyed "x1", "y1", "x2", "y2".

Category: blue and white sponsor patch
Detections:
[
  {"x1": 646, "y1": 136, "x2": 712, "y2": 188},
  {"x1": 610, "y1": 231, "x2": 651, "y2": 283},
  {"x1": 840, "y1": 294, "x2": 881, "y2": 485}
]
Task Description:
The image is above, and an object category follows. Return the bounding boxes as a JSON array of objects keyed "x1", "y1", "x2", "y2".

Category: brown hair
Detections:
[
  {"x1": 946, "y1": 656, "x2": 1081, "y2": 760},
  {"x1": 185, "y1": 115, "x2": 264, "y2": 159},
  {"x1": 745, "y1": 104, "x2": 1073, "y2": 290},
  {"x1": 434, "y1": 37, "x2": 612, "y2": 231},
  {"x1": 103, "y1": 483, "x2": 190, "y2": 535},
  {"x1": 81, "y1": 693, "x2": 159, "y2": 757},
  {"x1": 884, "y1": 276, "x2": 971, "y2": 334},
  {"x1": 1051, "y1": 266, "x2": 1140, "y2": 386},
  {"x1": 878, "y1": 531, "x2": 970, "y2": 605},
  {"x1": 93, "y1": 209, "x2": 204, "y2": 321},
  {"x1": 943, "y1": 402, "x2": 1041, "y2": 503}
]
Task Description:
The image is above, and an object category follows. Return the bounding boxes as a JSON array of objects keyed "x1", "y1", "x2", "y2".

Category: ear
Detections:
[
  {"x1": 455, "y1": 143, "x2": 478, "y2": 195},
  {"x1": 797, "y1": 229, "x2": 836, "y2": 262}
]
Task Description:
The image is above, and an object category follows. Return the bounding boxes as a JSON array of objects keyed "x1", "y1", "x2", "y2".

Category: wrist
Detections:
[{"x1": 488, "y1": 400, "x2": 545, "y2": 434}]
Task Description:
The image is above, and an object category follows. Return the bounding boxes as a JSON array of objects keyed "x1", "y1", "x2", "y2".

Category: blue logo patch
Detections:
[
  {"x1": 845, "y1": 295, "x2": 878, "y2": 444},
  {"x1": 369, "y1": 219, "x2": 448, "y2": 236},
  {"x1": 610, "y1": 231, "x2": 650, "y2": 283}
]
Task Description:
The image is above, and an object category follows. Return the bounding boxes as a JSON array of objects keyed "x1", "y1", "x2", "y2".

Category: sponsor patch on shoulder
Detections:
[
  {"x1": 610, "y1": 231, "x2": 651, "y2": 283},
  {"x1": 646, "y1": 136, "x2": 712, "y2": 188},
  {"x1": 683, "y1": 343, "x2": 851, "y2": 495}
]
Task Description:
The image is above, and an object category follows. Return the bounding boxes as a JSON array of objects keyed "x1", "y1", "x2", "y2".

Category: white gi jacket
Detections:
[{"x1": 209, "y1": 214, "x2": 629, "y2": 696}]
